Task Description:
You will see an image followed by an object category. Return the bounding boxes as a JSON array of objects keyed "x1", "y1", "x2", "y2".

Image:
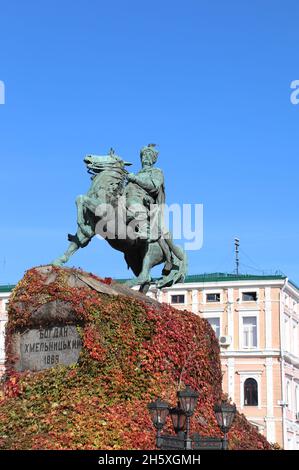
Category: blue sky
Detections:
[{"x1": 0, "y1": 0, "x2": 299, "y2": 285}]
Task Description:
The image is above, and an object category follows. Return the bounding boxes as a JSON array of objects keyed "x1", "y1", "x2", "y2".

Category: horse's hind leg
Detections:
[
  {"x1": 126, "y1": 243, "x2": 162, "y2": 290},
  {"x1": 139, "y1": 281, "x2": 151, "y2": 294},
  {"x1": 138, "y1": 252, "x2": 152, "y2": 285},
  {"x1": 125, "y1": 246, "x2": 151, "y2": 288}
]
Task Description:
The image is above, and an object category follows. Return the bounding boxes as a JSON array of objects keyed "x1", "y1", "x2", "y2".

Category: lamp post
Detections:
[
  {"x1": 148, "y1": 387, "x2": 236, "y2": 450},
  {"x1": 214, "y1": 401, "x2": 237, "y2": 450}
]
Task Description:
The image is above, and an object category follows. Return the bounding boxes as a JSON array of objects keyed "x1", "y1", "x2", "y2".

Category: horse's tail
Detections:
[{"x1": 157, "y1": 245, "x2": 188, "y2": 289}]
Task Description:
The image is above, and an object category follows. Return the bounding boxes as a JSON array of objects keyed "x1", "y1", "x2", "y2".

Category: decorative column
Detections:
[
  {"x1": 227, "y1": 357, "x2": 235, "y2": 402},
  {"x1": 227, "y1": 288, "x2": 234, "y2": 348},
  {"x1": 265, "y1": 287, "x2": 272, "y2": 350},
  {"x1": 265, "y1": 357, "x2": 275, "y2": 443},
  {"x1": 156, "y1": 289, "x2": 163, "y2": 304},
  {"x1": 192, "y1": 289, "x2": 198, "y2": 314}
]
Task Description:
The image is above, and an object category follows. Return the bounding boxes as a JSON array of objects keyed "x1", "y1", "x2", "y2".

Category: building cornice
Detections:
[
  {"x1": 220, "y1": 349, "x2": 281, "y2": 358},
  {"x1": 283, "y1": 352, "x2": 299, "y2": 368},
  {"x1": 161, "y1": 279, "x2": 288, "y2": 291}
]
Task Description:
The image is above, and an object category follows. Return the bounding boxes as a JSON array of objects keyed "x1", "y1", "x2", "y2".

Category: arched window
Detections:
[{"x1": 244, "y1": 378, "x2": 258, "y2": 406}]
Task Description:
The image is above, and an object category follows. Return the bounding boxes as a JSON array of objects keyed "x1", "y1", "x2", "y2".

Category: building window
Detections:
[
  {"x1": 171, "y1": 294, "x2": 185, "y2": 304},
  {"x1": 244, "y1": 378, "x2": 258, "y2": 406},
  {"x1": 207, "y1": 317, "x2": 220, "y2": 339},
  {"x1": 206, "y1": 293, "x2": 221, "y2": 303},
  {"x1": 242, "y1": 291, "x2": 257, "y2": 302},
  {"x1": 242, "y1": 316, "x2": 257, "y2": 348}
]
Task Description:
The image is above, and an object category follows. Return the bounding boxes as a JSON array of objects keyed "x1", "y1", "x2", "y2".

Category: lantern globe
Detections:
[
  {"x1": 148, "y1": 399, "x2": 169, "y2": 430},
  {"x1": 169, "y1": 406, "x2": 187, "y2": 434},
  {"x1": 214, "y1": 401, "x2": 236, "y2": 433},
  {"x1": 177, "y1": 386, "x2": 199, "y2": 417}
]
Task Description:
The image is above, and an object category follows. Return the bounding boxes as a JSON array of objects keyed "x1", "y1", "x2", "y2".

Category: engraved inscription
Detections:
[{"x1": 13, "y1": 325, "x2": 82, "y2": 372}]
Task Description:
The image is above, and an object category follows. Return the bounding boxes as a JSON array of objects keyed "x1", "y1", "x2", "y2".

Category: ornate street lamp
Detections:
[
  {"x1": 169, "y1": 404, "x2": 186, "y2": 434},
  {"x1": 147, "y1": 399, "x2": 169, "y2": 448},
  {"x1": 214, "y1": 401, "x2": 236, "y2": 450},
  {"x1": 177, "y1": 385, "x2": 199, "y2": 416},
  {"x1": 177, "y1": 385, "x2": 199, "y2": 449},
  {"x1": 148, "y1": 388, "x2": 235, "y2": 451}
]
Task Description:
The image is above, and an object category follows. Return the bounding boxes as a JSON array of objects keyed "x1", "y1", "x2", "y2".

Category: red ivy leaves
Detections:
[
  {"x1": 3, "y1": 372, "x2": 21, "y2": 398},
  {"x1": 0, "y1": 266, "x2": 274, "y2": 450},
  {"x1": 83, "y1": 325, "x2": 106, "y2": 362}
]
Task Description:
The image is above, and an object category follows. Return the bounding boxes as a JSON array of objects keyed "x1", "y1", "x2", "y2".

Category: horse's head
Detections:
[{"x1": 84, "y1": 149, "x2": 132, "y2": 175}]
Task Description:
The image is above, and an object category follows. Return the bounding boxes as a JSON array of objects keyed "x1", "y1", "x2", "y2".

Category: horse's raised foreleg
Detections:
[
  {"x1": 76, "y1": 195, "x2": 85, "y2": 227},
  {"x1": 53, "y1": 194, "x2": 102, "y2": 266},
  {"x1": 76, "y1": 195, "x2": 97, "y2": 238},
  {"x1": 52, "y1": 241, "x2": 80, "y2": 266},
  {"x1": 52, "y1": 228, "x2": 93, "y2": 266}
]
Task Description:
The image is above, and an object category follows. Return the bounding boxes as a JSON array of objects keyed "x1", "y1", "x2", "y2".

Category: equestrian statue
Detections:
[{"x1": 52, "y1": 144, "x2": 187, "y2": 293}]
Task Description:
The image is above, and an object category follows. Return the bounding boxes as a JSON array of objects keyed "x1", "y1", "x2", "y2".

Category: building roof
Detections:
[
  {"x1": 182, "y1": 272, "x2": 287, "y2": 283},
  {"x1": 117, "y1": 272, "x2": 296, "y2": 286},
  {"x1": 0, "y1": 284, "x2": 16, "y2": 293},
  {"x1": 0, "y1": 273, "x2": 298, "y2": 291}
]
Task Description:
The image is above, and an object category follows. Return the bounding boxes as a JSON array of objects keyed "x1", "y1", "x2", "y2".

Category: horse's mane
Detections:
[{"x1": 88, "y1": 162, "x2": 128, "y2": 176}]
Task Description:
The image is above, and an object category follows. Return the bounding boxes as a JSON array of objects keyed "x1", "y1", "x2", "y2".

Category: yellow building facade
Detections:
[{"x1": 146, "y1": 273, "x2": 299, "y2": 449}]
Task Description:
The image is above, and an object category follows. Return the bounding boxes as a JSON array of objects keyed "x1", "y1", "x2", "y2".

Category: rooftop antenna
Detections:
[{"x1": 234, "y1": 238, "x2": 240, "y2": 275}]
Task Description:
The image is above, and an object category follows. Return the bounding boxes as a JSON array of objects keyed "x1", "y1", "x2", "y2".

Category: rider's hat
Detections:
[{"x1": 140, "y1": 143, "x2": 159, "y2": 163}]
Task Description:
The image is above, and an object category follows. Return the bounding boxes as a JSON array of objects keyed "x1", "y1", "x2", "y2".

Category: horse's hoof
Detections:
[
  {"x1": 125, "y1": 279, "x2": 136, "y2": 288},
  {"x1": 162, "y1": 261, "x2": 173, "y2": 275},
  {"x1": 125, "y1": 276, "x2": 151, "y2": 288},
  {"x1": 51, "y1": 256, "x2": 67, "y2": 266},
  {"x1": 68, "y1": 233, "x2": 77, "y2": 242},
  {"x1": 139, "y1": 282, "x2": 150, "y2": 294},
  {"x1": 51, "y1": 260, "x2": 63, "y2": 267}
]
